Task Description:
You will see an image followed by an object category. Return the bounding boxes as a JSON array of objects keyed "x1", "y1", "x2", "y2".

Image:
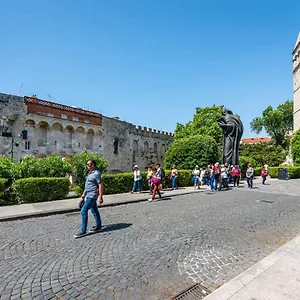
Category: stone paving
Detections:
[{"x1": 1, "y1": 181, "x2": 300, "y2": 299}]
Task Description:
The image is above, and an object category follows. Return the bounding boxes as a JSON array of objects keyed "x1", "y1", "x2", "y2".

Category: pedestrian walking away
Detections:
[
  {"x1": 74, "y1": 159, "x2": 103, "y2": 238},
  {"x1": 261, "y1": 166, "x2": 268, "y2": 185},
  {"x1": 192, "y1": 165, "x2": 200, "y2": 190},
  {"x1": 170, "y1": 165, "x2": 178, "y2": 189},
  {"x1": 246, "y1": 163, "x2": 254, "y2": 188}
]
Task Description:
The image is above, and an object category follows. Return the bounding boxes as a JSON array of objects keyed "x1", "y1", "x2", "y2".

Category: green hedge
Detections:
[
  {"x1": 265, "y1": 166, "x2": 300, "y2": 179},
  {"x1": 73, "y1": 170, "x2": 194, "y2": 196},
  {"x1": 102, "y1": 170, "x2": 193, "y2": 195},
  {"x1": 12, "y1": 177, "x2": 70, "y2": 204}
]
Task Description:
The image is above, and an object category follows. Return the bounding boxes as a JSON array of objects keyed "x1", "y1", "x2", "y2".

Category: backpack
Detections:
[{"x1": 160, "y1": 168, "x2": 165, "y2": 179}]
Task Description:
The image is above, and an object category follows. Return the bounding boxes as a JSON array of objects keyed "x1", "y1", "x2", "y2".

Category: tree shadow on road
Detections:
[{"x1": 101, "y1": 223, "x2": 132, "y2": 232}]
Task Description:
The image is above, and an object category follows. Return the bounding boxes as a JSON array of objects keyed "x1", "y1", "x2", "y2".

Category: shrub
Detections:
[
  {"x1": 266, "y1": 166, "x2": 300, "y2": 179},
  {"x1": 67, "y1": 150, "x2": 108, "y2": 190},
  {"x1": 164, "y1": 135, "x2": 220, "y2": 170},
  {"x1": 72, "y1": 170, "x2": 194, "y2": 196},
  {"x1": 15, "y1": 154, "x2": 72, "y2": 179},
  {"x1": 291, "y1": 130, "x2": 300, "y2": 166},
  {"x1": 0, "y1": 156, "x2": 16, "y2": 183},
  {"x1": 239, "y1": 142, "x2": 287, "y2": 167},
  {"x1": 12, "y1": 177, "x2": 70, "y2": 204}
]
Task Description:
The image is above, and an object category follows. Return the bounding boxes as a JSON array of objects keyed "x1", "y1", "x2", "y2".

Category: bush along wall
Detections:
[
  {"x1": 266, "y1": 166, "x2": 300, "y2": 179},
  {"x1": 73, "y1": 170, "x2": 194, "y2": 196},
  {"x1": 12, "y1": 177, "x2": 70, "y2": 204}
]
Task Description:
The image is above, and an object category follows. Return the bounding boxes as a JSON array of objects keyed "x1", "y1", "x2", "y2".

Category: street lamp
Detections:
[{"x1": 1, "y1": 130, "x2": 27, "y2": 161}]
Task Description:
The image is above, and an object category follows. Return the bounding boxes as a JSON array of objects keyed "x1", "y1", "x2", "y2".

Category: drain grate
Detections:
[
  {"x1": 173, "y1": 283, "x2": 210, "y2": 300},
  {"x1": 257, "y1": 200, "x2": 276, "y2": 204}
]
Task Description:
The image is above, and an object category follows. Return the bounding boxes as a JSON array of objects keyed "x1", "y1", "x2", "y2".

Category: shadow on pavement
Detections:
[{"x1": 101, "y1": 223, "x2": 132, "y2": 232}]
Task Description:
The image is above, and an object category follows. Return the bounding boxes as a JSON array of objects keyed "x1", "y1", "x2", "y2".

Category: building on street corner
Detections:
[{"x1": 293, "y1": 32, "x2": 300, "y2": 131}]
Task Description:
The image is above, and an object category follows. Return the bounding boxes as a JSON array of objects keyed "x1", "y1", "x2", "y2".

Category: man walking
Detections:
[{"x1": 74, "y1": 159, "x2": 103, "y2": 238}]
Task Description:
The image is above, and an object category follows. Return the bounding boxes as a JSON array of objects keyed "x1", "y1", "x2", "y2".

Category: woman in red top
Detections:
[
  {"x1": 231, "y1": 164, "x2": 241, "y2": 187},
  {"x1": 261, "y1": 167, "x2": 268, "y2": 185}
]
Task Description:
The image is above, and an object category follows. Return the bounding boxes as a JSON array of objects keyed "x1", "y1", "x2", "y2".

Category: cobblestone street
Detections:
[{"x1": 1, "y1": 183, "x2": 300, "y2": 299}]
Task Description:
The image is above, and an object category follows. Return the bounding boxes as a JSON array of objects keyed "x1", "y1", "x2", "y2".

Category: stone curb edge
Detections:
[{"x1": 0, "y1": 189, "x2": 202, "y2": 222}]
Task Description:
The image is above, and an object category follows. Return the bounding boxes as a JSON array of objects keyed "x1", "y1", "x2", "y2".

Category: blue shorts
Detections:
[{"x1": 193, "y1": 177, "x2": 199, "y2": 184}]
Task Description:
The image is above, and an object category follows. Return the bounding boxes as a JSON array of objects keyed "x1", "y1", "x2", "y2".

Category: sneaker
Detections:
[
  {"x1": 74, "y1": 232, "x2": 87, "y2": 239},
  {"x1": 89, "y1": 226, "x2": 102, "y2": 233},
  {"x1": 148, "y1": 198, "x2": 153, "y2": 201}
]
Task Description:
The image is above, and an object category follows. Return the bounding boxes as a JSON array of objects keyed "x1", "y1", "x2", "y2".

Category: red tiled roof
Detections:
[{"x1": 241, "y1": 137, "x2": 271, "y2": 144}]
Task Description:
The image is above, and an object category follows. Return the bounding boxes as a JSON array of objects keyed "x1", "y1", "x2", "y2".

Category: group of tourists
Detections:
[
  {"x1": 192, "y1": 162, "x2": 268, "y2": 191},
  {"x1": 130, "y1": 163, "x2": 178, "y2": 202},
  {"x1": 74, "y1": 159, "x2": 269, "y2": 238}
]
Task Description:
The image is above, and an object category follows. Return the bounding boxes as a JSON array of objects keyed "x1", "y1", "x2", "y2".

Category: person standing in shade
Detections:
[
  {"x1": 130, "y1": 165, "x2": 142, "y2": 193},
  {"x1": 74, "y1": 159, "x2": 103, "y2": 238},
  {"x1": 246, "y1": 163, "x2": 254, "y2": 188},
  {"x1": 170, "y1": 165, "x2": 178, "y2": 190}
]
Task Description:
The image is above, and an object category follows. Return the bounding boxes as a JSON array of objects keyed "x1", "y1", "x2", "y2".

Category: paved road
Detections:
[{"x1": 1, "y1": 182, "x2": 300, "y2": 300}]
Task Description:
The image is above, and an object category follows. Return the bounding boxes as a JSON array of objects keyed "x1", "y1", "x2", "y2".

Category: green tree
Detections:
[
  {"x1": 164, "y1": 135, "x2": 219, "y2": 170},
  {"x1": 291, "y1": 129, "x2": 300, "y2": 166},
  {"x1": 250, "y1": 100, "x2": 293, "y2": 146},
  {"x1": 239, "y1": 142, "x2": 287, "y2": 167},
  {"x1": 67, "y1": 150, "x2": 108, "y2": 190},
  {"x1": 174, "y1": 105, "x2": 223, "y2": 145}
]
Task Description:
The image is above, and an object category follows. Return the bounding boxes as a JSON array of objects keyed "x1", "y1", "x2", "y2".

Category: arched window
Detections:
[
  {"x1": 144, "y1": 141, "x2": 149, "y2": 153},
  {"x1": 154, "y1": 142, "x2": 158, "y2": 154},
  {"x1": 114, "y1": 139, "x2": 119, "y2": 154},
  {"x1": 37, "y1": 121, "x2": 49, "y2": 147}
]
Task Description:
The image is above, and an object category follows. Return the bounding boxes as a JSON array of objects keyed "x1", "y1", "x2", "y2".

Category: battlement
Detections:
[{"x1": 134, "y1": 125, "x2": 173, "y2": 137}]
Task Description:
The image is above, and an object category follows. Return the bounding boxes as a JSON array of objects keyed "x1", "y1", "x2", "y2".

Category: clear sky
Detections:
[{"x1": 0, "y1": 0, "x2": 299, "y2": 138}]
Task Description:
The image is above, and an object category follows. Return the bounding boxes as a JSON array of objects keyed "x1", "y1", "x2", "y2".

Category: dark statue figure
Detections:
[{"x1": 217, "y1": 107, "x2": 243, "y2": 166}]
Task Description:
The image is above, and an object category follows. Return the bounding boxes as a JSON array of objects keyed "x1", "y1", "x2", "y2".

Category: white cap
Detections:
[{"x1": 134, "y1": 165, "x2": 138, "y2": 168}]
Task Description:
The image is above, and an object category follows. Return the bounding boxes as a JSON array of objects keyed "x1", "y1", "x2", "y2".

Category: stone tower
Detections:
[{"x1": 293, "y1": 32, "x2": 300, "y2": 131}]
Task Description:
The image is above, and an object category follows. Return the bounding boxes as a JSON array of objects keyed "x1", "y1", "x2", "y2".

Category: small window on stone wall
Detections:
[
  {"x1": 25, "y1": 141, "x2": 30, "y2": 150},
  {"x1": 114, "y1": 139, "x2": 119, "y2": 154},
  {"x1": 154, "y1": 142, "x2": 158, "y2": 154}
]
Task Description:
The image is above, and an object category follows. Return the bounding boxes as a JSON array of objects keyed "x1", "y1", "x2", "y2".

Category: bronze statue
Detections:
[{"x1": 217, "y1": 107, "x2": 243, "y2": 165}]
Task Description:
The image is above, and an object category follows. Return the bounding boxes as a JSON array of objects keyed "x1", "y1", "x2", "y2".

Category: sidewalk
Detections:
[
  {"x1": 0, "y1": 186, "x2": 202, "y2": 222},
  {"x1": 205, "y1": 234, "x2": 300, "y2": 300}
]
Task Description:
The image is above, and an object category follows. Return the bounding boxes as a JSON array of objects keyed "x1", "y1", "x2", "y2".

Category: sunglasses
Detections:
[{"x1": 87, "y1": 163, "x2": 92, "y2": 166}]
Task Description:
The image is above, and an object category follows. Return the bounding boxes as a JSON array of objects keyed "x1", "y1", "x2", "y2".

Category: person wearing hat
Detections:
[
  {"x1": 130, "y1": 165, "x2": 142, "y2": 193},
  {"x1": 192, "y1": 165, "x2": 200, "y2": 190},
  {"x1": 246, "y1": 163, "x2": 254, "y2": 188}
]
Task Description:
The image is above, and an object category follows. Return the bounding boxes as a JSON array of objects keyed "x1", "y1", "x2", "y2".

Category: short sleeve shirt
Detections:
[{"x1": 85, "y1": 170, "x2": 102, "y2": 199}]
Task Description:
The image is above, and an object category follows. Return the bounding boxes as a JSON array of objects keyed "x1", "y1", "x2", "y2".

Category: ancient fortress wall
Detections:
[{"x1": 0, "y1": 93, "x2": 173, "y2": 172}]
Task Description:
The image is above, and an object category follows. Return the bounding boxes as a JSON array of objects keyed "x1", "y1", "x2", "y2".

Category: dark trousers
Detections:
[
  {"x1": 247, "y1": 176, "x2": 253, "y2": 188},
  {"x1": 222, "y1": 178, "x2": 229, "y2": 189},
  {"x1": 152, "y1": 183, "x2": 162, "y2": 200},
  {"x1": 262, "y1": 176, "x2": 267, "y2": 184},
  {"x1": 233, "y1": 176, "x2": 240, "y2": 186}
]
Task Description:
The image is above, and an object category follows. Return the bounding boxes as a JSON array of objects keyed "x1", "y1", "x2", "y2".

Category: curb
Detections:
[{"x1": 0, "y1": 189, "x2": 203, "y2": 222}]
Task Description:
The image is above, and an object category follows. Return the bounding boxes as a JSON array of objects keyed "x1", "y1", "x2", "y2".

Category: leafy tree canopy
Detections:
[
  {"x1": 239, "y1": 142, "x2": 287, "y2": 167},
  {"x1": 174, "y1": 105, "x2": 223, "y2": 144},
  {"x1": 250, "y1": 100, "x2": 293, "y2": 146},
  {"x1": 164, "y1": 135, "x2": 220, "y2": 170},
  {"x1": 291, "y1": 129, "x2": 300, "y2": 166}
]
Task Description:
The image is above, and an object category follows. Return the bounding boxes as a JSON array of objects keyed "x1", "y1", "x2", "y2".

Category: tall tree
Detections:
[
  {"x1": 250, "y1": 100, "x2": 293, "y2": 146},
  {"x1": 174, "y1": 105, "x2": 223, "y2": 144}
]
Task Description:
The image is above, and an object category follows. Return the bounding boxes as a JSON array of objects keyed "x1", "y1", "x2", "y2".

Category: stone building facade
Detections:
[
  {"x1": 293, "y1": 32, "x2": 300, "y2": 131},
  {"x1": 0, "y1": 93, "x2": 173, "y2": 172}
]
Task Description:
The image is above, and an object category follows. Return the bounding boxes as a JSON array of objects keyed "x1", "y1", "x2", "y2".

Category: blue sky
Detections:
[{"x1": 0, "y1": 0, "x2": 299, "y2": 137}]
